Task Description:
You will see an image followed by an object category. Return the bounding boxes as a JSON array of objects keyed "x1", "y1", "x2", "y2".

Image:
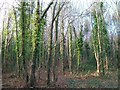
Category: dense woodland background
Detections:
[{"x1": 1, "y1": 0, "x2": 120, "y2": 88}]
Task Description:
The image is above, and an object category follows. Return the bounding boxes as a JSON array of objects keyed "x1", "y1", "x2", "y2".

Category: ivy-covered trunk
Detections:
[
  {"x1": 92, "y1": 10, "x2": 101, "y2": 75},
  {"x1": 30, "y1": 0, "x2": 40, "y2": 87},
  {"x1": 21, "y1": 2, "x2": 29, "y2": 83},
  {"x1": 13, "y1": 7, "x2": 21, "y2": 77},
  {"x1": 76, "y1": 25, "x2": 83, "y2": 74},
  {"x1": 92, "y1": 2, "x2": 110, "y2": 76},
  {"x1": 68, "y1": 24, "x2": 73, "y2": 74}
]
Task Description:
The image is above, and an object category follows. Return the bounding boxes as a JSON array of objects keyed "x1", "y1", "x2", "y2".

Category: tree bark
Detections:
[
  {"x1": 13, "y1": 7, "x2": 20, "y2": 77},
  {"x1": 21, "y1": 2, "x2": 29, "y2": 83}
]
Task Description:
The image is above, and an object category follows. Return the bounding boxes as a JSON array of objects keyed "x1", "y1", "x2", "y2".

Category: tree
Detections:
[
  {"x1": 68, "y1": 23, "x2": 73, "y2": 74},
  {"x1": 92, "y1": 2, "x2": 110, "y2": 76},
  {"x1": 2, "y1": 18, "x2": 5, "y2": 72},
  {"x1": 13, "y1": 6, "x2": 21, "y2": 77},
  {"x1": 2, "y1": 17, "x2": 5, "y2": 73},
  {"x1": 47, "y1": 1, "x2": 64, "y2": 85},
  {"x1": 30, "y1": 0, "x2": 53, "y2": 87},
  {"x1": 60, "y1": 19, "x2": 66, "y2": 74},
  {"x1": 53, "y1": 11, "x2": 59, "y2": 82},
  {"x1": 76, "y1": 25, "x2": 83, "y2": 74},
  {"x1": 20, "y1": 1, "x2": 29, "y2": 83}
]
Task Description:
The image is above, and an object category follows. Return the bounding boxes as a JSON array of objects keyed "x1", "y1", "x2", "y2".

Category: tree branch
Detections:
[
  {"x1": 53, "y1": 3, "x2": 65, "y2": 22},
  {"x1": 40, "y1": 0, "x2": 54, "y2": 19}
]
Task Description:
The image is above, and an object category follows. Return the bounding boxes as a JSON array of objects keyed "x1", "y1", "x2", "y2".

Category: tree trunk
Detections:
[
  {"x1": 47, "y1": 2, "x2": 57, "y2": 86},
  {"x1": 53, "y1": 16, "x2": 59, "y2": 82},
  {"x1": 21, "y1": 2, "x2": 29, "y2": 83},
  {"x1": 2, "y1": 20, "x2": 5, "y2": 73},
  {"x1": 61, "y1": 19, "x2": 65, "y2": 74},
  {"x1": 30, "y1": 0, "x2": 40, "y2": 87},
  {"x1": 47, "y1": 2, "x2": 64, "y2": 86},
  {"x1": 69, "y1": 24, "x2": 72, "y2": 74},
  {"x1": 13, "y1": 7, "x2": 20, "y2": 77}
]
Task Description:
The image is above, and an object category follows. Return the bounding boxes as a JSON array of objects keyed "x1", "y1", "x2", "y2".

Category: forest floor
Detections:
[{"x1": 2, "y1": 68, "x2": 118, "y2": 88}]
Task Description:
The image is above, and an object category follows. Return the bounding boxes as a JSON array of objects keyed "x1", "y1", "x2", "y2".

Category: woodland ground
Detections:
[{"x1": 2, "y1": 67, "x2": 118, "y2": 88}]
